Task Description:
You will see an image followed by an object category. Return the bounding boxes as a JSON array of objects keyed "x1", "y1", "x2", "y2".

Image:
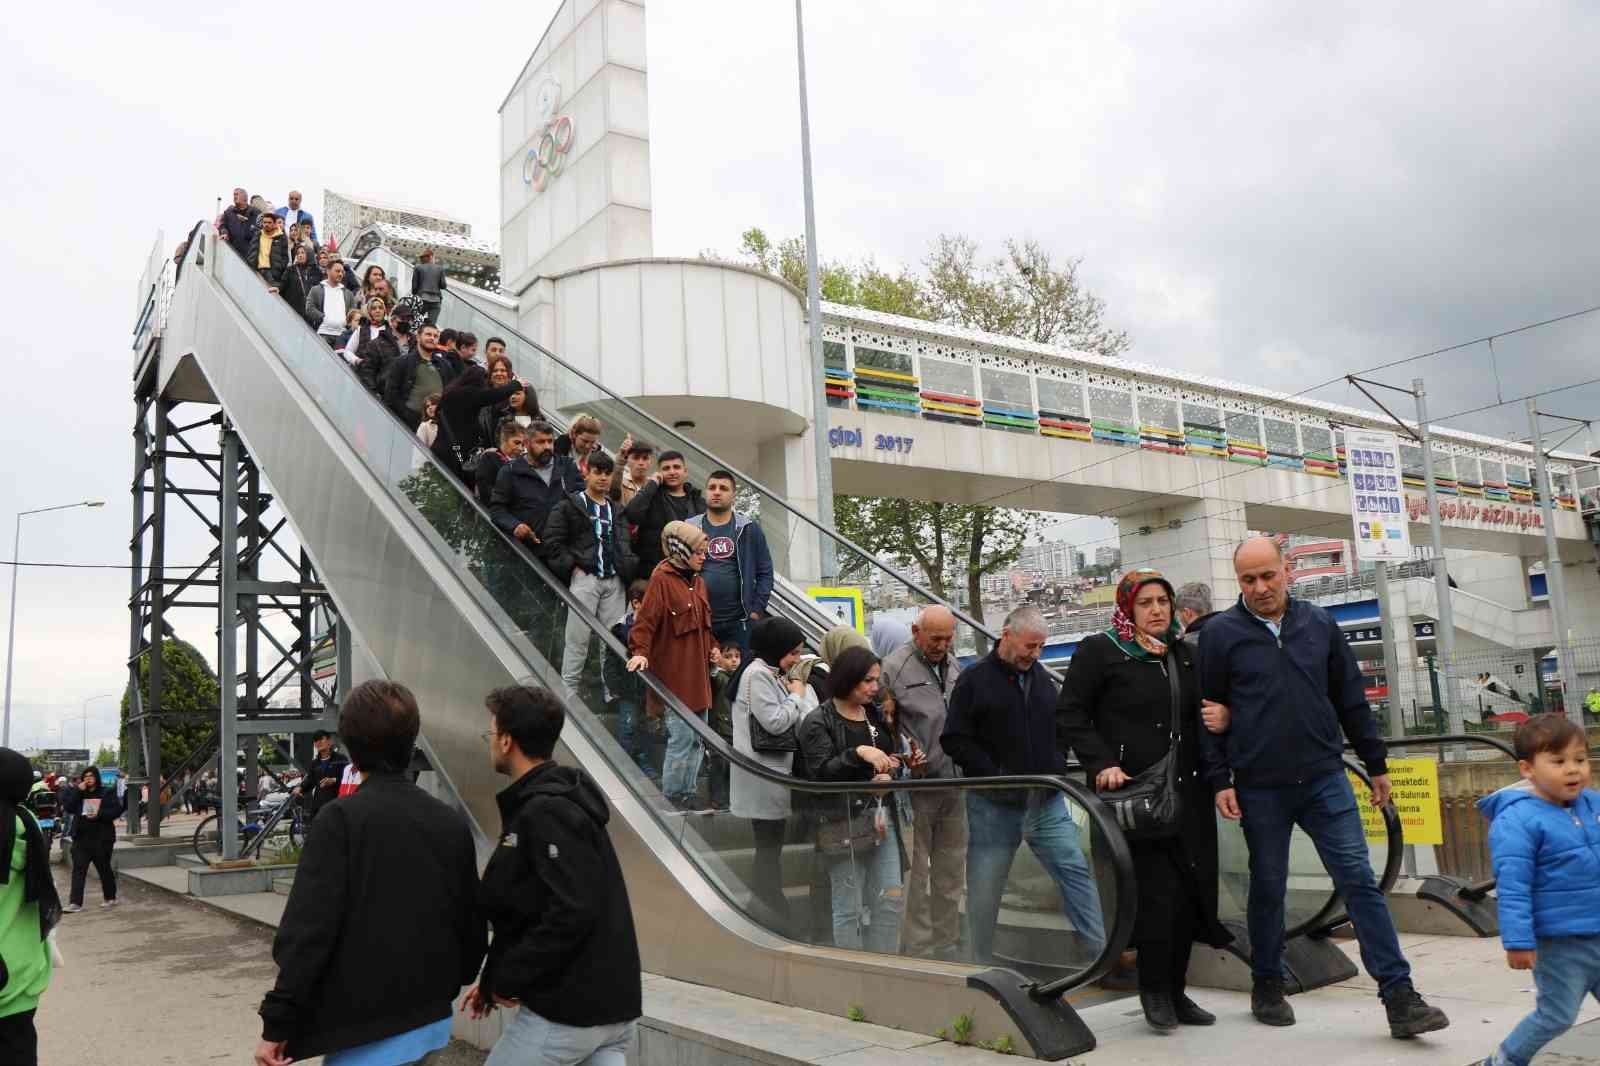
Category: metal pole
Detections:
[
  {"x1": 2, "y1": 514, "x2": 20, "y2": 749},
  {"x1": 795, "y1": 0, "x2": 837, "y2": 583},
  {"x1": 145, "y1": 401, "x2": 168, "y2": 838},
  {"x1": 1414, "y1": 378, "x2": 1463, "y2": 736},
  {"x1": 1373, "y1": 561, "x2": 1406, "y2": 739},
  {"x1": 1527, "y1": 400, "x2": 1582, "y2": 724},
  {"x1": 219, "y1": 427, "x2": 241, "y2": 861}
]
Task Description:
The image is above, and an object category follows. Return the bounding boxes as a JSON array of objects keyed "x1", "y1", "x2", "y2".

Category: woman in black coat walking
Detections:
[
  {"x1": 1057, "y1": 568, "x2": 1233, "y2": 1033},
  {"x1": 431, "y1": 363, "x2": 522, "y2": 486},
  {"x1": 280, "y1": 245, "x2": 322, "y2": 320},
  {"x1": 62, "y1": 766, "x2": 124, "y2": 912}
]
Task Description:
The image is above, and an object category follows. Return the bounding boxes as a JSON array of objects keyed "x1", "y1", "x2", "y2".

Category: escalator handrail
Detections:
[
  {"x1": 1346, "y1": 731, "x2": 1519, "y2": 898},
  {"x1": 202, "y1": 230, "x2": 1135, "y2": 999},
  {"x1": 348, "y1": 244, "x2": 1011, "y2": 653}
]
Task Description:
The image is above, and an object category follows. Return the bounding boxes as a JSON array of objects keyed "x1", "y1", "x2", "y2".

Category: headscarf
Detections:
[
  {"x1": 661, "y1": 520, "x2": 706, "y2": 571},
  {"x1": 869, "y1": 616, "x2": 912, "y2": 659},
  {"x1": 789, "y1": 625, "x2": 871, "y2": 687},
  {"x1": 751, "y1": 616, "x2": 805, "y2": 667},
  {"x1": 0, "y1": 749, "x2": 60, "y2": 939},
  {"x1": 1106, "y1": 567, "x2": 1180, "y2": 661}
]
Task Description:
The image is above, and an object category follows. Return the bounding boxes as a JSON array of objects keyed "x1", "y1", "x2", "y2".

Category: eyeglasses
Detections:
[{"x1": 480, "y1": 729, "x2": 496, "y2": 744}]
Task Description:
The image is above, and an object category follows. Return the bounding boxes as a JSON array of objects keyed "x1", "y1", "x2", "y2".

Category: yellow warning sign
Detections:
[{"x1": 1346, "y1": 756, "x2": 1443, "y2": 845}]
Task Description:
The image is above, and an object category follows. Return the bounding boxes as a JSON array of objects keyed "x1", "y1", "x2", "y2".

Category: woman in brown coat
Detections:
[{"x1": 627, "y1": 521, "x2": 718, "y2": 810}]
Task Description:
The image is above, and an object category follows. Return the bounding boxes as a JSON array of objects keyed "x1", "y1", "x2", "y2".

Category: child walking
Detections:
[{"x1": 1477, "y1": 713, "x2": 1600, "y2": 1066}]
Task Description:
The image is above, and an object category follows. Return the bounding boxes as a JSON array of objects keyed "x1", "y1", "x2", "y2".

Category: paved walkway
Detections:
[{"x1": 38, "y1": 864, "x2": 486, "y2": 1064}]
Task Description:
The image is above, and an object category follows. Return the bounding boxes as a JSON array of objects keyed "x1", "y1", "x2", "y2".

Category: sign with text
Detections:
[
  {"x1": 807, "y1": 586, "x2": 866, "y2": 634},
  {"x1": 1346, "y1": 756, "x2": 1443, "y2": 845},
  {"x1": 39, "y1": 749, "x2": 90, "y2": 762},
  {"x1": 1344, "y1": 429, "x2": 1412, "y2": 562}
]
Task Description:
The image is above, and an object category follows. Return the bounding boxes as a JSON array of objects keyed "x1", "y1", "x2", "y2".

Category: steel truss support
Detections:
[{"x1": 126, "y1": 354, "x2": 346, "y2": 854}]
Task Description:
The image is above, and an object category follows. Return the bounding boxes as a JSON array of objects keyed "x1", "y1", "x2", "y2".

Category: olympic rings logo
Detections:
[{"x1": 522, "y1": 115, "x2": 575, "y2": 192}]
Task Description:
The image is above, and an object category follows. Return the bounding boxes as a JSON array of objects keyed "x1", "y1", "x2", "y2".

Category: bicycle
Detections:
[{"x1": 192, "y1": 793, "x2": 307, "y2": 865}]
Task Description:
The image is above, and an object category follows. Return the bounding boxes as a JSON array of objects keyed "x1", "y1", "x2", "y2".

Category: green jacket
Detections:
[{"x1": 0, "y1": 814, "x2": 50, "y2": 1018}]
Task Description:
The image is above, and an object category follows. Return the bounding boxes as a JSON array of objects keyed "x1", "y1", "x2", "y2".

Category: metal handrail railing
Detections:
[{"x1": 202, "y1": 232, "x2": 1136, "y2": 1001}]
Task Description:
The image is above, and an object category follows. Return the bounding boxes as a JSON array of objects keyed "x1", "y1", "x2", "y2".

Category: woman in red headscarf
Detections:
[{"x1": 1058, "y1": 568, "x2": 1234, "y2": 1033}]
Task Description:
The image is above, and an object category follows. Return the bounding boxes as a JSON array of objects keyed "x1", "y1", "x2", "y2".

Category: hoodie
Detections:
[
  {"x1": 1479, "y1": 782, "x2": 1600, "y2": 950},
  {"x1": 478, "y1": 762, "x2": 642, "y2": 1027}
]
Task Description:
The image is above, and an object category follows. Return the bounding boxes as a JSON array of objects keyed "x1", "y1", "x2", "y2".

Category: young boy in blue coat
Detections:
[{"x1": 1477, "y1": 714, "x2": 1600, "y2": 1066}]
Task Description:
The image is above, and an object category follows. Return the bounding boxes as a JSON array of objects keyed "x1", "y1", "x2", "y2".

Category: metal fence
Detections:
[{"x1": 1380, "y1": 636, "x2": 1600, "y2": 735}]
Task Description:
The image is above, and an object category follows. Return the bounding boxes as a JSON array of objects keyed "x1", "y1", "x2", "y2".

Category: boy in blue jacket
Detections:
[{"x1": 1477, "y1": 713, "x2": 1600, "y2": 1066}]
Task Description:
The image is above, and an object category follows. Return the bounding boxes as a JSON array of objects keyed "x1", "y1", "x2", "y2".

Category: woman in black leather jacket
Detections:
[{"x1": 797, "y1": 645, "x2": 915, "y2": 953}]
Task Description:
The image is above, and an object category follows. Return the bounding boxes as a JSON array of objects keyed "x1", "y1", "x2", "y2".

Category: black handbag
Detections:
[
  {"x1": 745, "y1": 670, "x2": 799, "y2": 754},
  {"x1": 1103, "y1": 651, "x2": 1185, "y2": 839}
]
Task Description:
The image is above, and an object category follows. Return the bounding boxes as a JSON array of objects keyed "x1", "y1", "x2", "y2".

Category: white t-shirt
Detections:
[{"x1": 318, "y1": 282, "x2": 347, "y2": 336}]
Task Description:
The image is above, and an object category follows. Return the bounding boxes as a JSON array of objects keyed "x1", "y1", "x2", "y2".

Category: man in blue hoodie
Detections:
[
  {"x1": 1197, "y1": 536, "x2": 1448, "y2": 1038},
  {"x1": 1476, "y1": 714, "x2": 1600, "y2": 1066},
  {"x1": 687, "y1": 469, "x2": 774, "y2": 659}
]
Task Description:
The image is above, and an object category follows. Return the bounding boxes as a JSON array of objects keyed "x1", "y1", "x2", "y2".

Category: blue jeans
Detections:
[
  {"x1": 485, "y1": 1008, "x2": 635, "y2": 1066},
  {"x1": 1238, "y1": 771, "x2": 1409, "y2": 994},
  {"x1": 1491, "y1": 935, "x2": 1600, "y2": 1066},
  {"x1": 966, "y1": 792, "x2": 1106, "y2": 963},
  {"x1": 662, "y1": 709, "x2": 706, "y2": 802},
  {"x1": 824, "y1": 814, "x2": 904, "y2": 952},
  {"x1": 613, "y1": 699, "x2": 657, "y2": 779}
]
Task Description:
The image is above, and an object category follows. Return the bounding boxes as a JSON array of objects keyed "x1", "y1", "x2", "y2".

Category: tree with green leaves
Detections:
[
  {"x1": 120, "y1": 637, "x2": 219, "y2": 775},
  {"x1": 93, "y1": 745, "x2": 119, "y2": 767},
  {"x1": 713, "y1": 228, "x2": 1126, "y2": 634}
]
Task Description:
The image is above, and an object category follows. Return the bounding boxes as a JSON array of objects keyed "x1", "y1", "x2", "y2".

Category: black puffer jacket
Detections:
[
  {"x1": 622, "y1": 478, "x2": 706, "y2": 574},
  {"x1": 479, "y1": 762, "x2": 641, "y2": 1028},
  {"x1": 542, "y1": 491, "x2": 638, "y2": 586}
]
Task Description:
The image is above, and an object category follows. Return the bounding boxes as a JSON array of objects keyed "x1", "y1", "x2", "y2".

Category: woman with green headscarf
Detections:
[
  {"x1": 1057, "y1": 568, "x2": 1232, "y2": 1034},
  {"x1": 787, "y1": 625, "x2": 871, "y2": 708}
]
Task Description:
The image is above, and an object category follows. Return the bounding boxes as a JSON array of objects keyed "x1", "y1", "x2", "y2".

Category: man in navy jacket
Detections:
[
  {"x1": 941, "y1": 606, "x2": 1105, "y2": 964},
  {"x1": 1197, "y1": 536, "x2": 1448, "y2": 1038}
]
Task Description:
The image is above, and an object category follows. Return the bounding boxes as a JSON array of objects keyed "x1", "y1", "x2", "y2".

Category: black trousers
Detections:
[
  {"x1": 750, "y1": 818, "x2": 789, "y2": 929},
  {"x1": 1135, "y1": 850, "x2": 1199, "y2": 995},
  {"x1": 71, "y1": 834, "x2": 116, "y2": 905},
  {"x1": 0, "y1": 1009, "x2": 37, "y2": 1065}
]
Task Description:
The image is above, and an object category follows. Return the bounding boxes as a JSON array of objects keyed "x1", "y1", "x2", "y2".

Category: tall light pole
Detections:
[
  {"x1": 79, "y1": 693, "x2": 118, "y2": 752},
  {"x1": 795, "y1": 0, "x2": 837, "y2": 582},
  {"x1": 3, "y1": 500, "x2": 105, "y2": 746}
]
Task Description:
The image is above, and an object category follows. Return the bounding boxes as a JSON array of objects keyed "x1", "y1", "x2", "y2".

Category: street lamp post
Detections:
[
  {"x1": 79, "y1": 693, "x2": 118, "y2": 752},
  {"x1": 2, "y1": 500, "x2": 105, "y2": 747}
]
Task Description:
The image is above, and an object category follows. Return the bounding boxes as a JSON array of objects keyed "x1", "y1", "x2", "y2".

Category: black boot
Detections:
[
  {"x1": 1173, "y1": 994, "x2": 1216, "y2": 1026},
  {"x1": 1251, "y1": 977, "x2": 1295, "y2": 1027},
  {"x1": 1383, "y1": 981, "x2": 1450, "y2": 1038},
  {"x1": 1140, "y1": 989, "x2": 1179, "y2": 1033}
]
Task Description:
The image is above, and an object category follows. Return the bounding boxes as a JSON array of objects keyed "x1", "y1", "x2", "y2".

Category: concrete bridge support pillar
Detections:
[
  {"x1": 1118, "y1": 490, "x2": 1249, "y2": 609},
  {"x1": 758, "y1": 433, "x2": 822, "y2": 590}
]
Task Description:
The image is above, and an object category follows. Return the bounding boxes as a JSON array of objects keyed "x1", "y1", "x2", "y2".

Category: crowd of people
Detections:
[{"x1": 192, "y1": 192, "x2": 1589, "y2": 1062}]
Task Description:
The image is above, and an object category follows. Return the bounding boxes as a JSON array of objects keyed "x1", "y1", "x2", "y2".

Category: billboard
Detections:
[{"x1": 1344, "y1": 428, "x2": 1412, "y2": 562}]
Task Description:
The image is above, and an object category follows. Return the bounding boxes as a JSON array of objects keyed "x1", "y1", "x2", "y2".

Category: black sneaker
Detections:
[
  {"x1": 1251, "y1": 977, "x2": 1295, "y2": 1027},
  {"x1": 1383, "y1": 981, "x2": 1449, "y2": 1038},
  {"x1": 1174, "y1": 995, "x2": 1216, "y2": 1026},
  {"x1": 1139, "y1": 990, "x2": 1179, "y2": 1033}
]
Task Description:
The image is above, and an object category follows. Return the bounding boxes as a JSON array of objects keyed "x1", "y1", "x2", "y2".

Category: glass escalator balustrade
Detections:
[{"x1": 206, "y1": 236, "x2": 1134, "y2": 993}]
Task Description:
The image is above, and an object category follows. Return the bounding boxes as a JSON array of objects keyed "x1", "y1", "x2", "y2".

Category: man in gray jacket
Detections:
[
  {"x1": 411, "y1": 248, "x2": 448, "y2": 326},
  {"x1": 879, "y1": 604, "x2": 965, "y2": 959}
]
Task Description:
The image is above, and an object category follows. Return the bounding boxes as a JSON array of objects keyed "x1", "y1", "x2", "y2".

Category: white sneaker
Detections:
[
  {"x1": 61, "y1": 903, "x2": 82, "y2": 914},
  {"x1": 100, "y1": 899, "x2": 119, "y2": 909}
]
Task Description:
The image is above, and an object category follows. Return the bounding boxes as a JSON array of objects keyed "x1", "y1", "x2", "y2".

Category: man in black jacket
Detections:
[
  {"x1": 256, "y1": 681, "x2": 485, "y2": 1066},
  {"x1": 941, "y1": 605, "x2": 1105, "y2": 964},
  {"x1": 253, "y1": 213, "x2": 290, "y2": 291},
  {"x1": 412, "y1": 247, "x2": 448, "y2": 326},
  {"x1": 219, "y1": 187, "x2": 260, "y2": 261},
  {"x1": 544, "y1": 452, "x2": 637, "y2": 694},
  {"x1": 465, "y1": 685, "x2": 641, "y2": 1062},
  {"x1": 1197, "y1": 537, "x2": 1448, "y2": 1038},
  {"x1": 356, "y1": 308, "x2": 412, "y2": 396},
  {"x1": 490, "y1": 422, "x2": 583, "y2": 557},
  {"x1": 291, "y1": 730, "x2": 348, "y2": 820},
  {"x1": 383, "y1": 322, "x2": 455, "y2": 429},
  {"x1": 622, "y1": 450, "x2": 705, "y2": 575}
]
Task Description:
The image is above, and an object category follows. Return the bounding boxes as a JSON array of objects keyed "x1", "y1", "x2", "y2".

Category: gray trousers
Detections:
[{"x1": 562, "y1": 569, "x2": 626, "y2": 692}]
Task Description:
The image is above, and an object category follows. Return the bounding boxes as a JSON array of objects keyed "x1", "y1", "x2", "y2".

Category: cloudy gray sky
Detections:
[{"x1": 3, "y1": 1, "x2": 1598, "y2": 751}]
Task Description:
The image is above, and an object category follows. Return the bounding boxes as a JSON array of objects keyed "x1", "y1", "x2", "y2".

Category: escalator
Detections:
[
  {"x1": 155, "y1": 231, "x2": 1134, "y2": 1055},
  {"x1": 151, "y1": 230, "x2": 1398, "y2": 1055}
]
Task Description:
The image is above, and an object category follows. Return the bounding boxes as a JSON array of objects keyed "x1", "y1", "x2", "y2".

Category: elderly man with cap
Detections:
[
  {"x1": 627, "y1": 521, "x2": 719, "y2": 811},
  {"x1": 879, "y1": 605, "x2": 966, "y2": 960}
]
